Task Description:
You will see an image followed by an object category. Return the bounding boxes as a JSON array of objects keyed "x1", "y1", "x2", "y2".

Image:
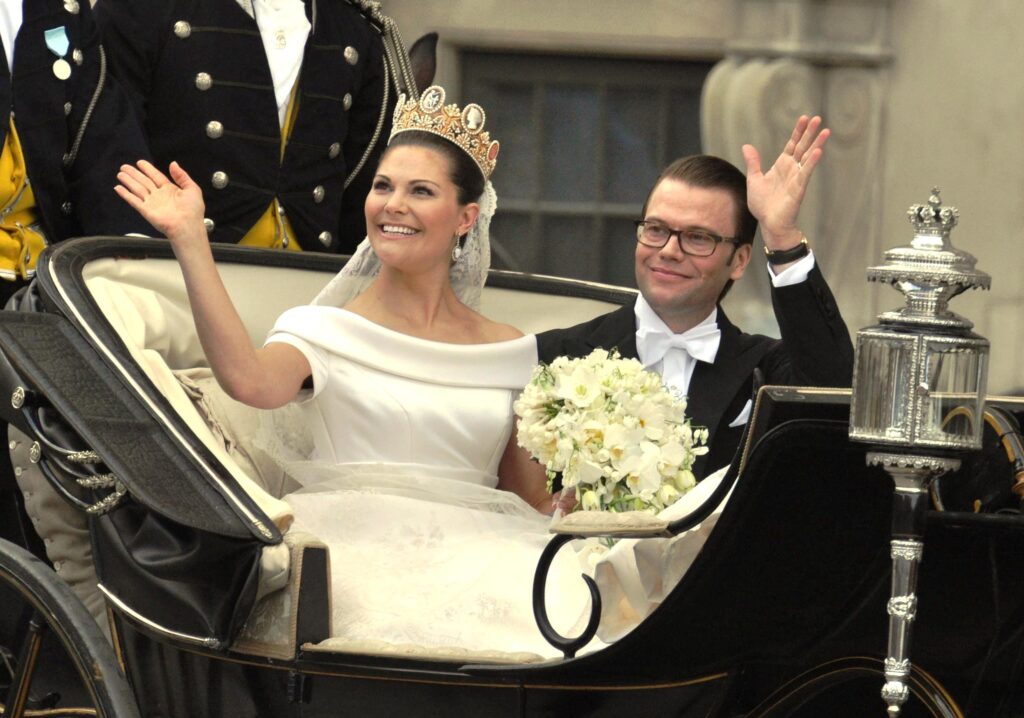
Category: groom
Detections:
[{"x1": 537, "y1": 116, "x2": 854, "y2": 479}]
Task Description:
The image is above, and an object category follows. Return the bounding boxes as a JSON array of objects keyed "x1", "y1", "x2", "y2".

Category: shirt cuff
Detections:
[{"x1": 767, "y1": 250, "x2": 816, "y2": 287}]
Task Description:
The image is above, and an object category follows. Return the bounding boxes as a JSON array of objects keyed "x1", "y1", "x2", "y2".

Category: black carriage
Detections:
[{"x1": 1, "y1": 237, "x2": 1023, "y2": 717}]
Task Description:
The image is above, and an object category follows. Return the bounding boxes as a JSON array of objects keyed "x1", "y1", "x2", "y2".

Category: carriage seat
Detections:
[{"x1": 45, "y1": 255, "x2": 628, "y2": 661}]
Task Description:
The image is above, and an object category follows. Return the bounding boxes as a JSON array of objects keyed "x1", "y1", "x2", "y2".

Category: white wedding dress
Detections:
[{"x1": 265, "y1": 307, "x2": 595, "y2": 658}]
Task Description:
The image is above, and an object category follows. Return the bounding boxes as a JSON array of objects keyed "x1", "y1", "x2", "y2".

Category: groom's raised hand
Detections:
[{"x1": 741, "y1": 115, "x2": 829, "y2": 260}]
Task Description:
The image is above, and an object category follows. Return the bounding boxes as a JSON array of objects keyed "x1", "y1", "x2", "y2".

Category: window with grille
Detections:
[{"x1": 462, "y1": 51, "x2": 713, "y2": 287}]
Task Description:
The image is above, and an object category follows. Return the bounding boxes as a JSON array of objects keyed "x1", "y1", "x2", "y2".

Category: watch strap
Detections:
[{"x1": 765, "y1": 236, "x2": 809, "y2": 265}]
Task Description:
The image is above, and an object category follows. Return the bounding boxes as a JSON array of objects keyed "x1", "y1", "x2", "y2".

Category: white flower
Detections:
[
  {"x1": 657, "y1": 484, "x2": 681, "y2": 507},
  {"x1": 659, "y1": 439, "x2": 687, "y2": 470},
  {"x1": 675, "y1": 469, "x2": 697, "y2": 492},
  {"x1": 578, "y1": 457, "x2": 608, "y2": 485},
  {"x1": 554, "y1": 365, "x2": 602, "y2": 408},
  {"x1": 620, "y1": 441, "x2": 663, "y2": 496},
  {"x1": 581, "y1": 490, "x2": 601, "y2": 511}
]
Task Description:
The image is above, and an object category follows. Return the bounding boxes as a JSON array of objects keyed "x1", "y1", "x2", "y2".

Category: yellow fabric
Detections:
[
  {"x1": 0, "y1": 121, "x2": 47, "y2": 281},
  {"x1": 240, "y1": 86, "x2": 302, "y2": 251}
]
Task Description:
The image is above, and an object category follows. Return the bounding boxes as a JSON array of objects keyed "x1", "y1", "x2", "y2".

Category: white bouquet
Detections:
[{"x1": 514, "y1": 348, "x2": 708, "y2": 514}]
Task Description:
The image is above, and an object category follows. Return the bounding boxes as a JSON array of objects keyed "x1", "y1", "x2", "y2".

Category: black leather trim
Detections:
[{"x1": 0, "y1": 311, "x2": 266, "y2": 540}]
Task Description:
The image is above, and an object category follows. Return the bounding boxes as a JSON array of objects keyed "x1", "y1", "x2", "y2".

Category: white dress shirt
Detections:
[
  {"x1": 240, "y1": 0, "x2": 310, "y2": 128},
  {"x1": 634, "y1": 298, "x2": 719, "y2": 397},
  {"x1": 767, "y1": 248, "x2": 815, "y2": 286},
  {"x1": 0, "y1": 2, "x2": 21, "y2": 71}
]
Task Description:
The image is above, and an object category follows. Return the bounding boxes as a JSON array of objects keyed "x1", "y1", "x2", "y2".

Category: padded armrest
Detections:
[
  {"x1": 550, "y1": 510, "x2": 671, "y2": 538},
  {"x1": 232, "y1": 531, "x2": 330, "y2": 661}
]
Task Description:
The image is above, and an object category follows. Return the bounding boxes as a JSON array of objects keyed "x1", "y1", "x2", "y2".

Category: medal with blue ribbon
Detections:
[{"x1": 44, "y1": 27, "x2": 72, "y2": 80}]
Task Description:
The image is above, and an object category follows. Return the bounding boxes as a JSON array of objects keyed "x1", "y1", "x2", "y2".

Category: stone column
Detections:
[{"x1": 701, "y1": 0, "x2": 892, "y2": 336}]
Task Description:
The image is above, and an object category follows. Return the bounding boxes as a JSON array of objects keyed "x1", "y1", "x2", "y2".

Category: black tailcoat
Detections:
[
  {"x1": 536, "y1": 264, "x2": 854, "y2": 478},
  {"x1": 0, "y1": 0, "x2": 150, "y2": 242},
  {"x1": 95, "y1": 0, "x2": 392, "y2": 253}
]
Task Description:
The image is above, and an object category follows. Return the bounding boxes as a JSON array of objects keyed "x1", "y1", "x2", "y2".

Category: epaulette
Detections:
[
  {"x1": 337, "y1": 0, "x2": 420, "y2": 188},
  {"x1": 342, "y1": 0, "x2": 388, "y2": 33},
  {"x1": 339, "y1": 0, "x2": 418, "y2": 100}
]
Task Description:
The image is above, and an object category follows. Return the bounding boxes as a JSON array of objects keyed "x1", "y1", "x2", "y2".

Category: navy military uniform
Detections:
[
  {"x1": 95, "y1": 0, "x2": 393, "y2": 254},
  {"x1": 0, "y1": 0, "x2": 150, "y2": 303}
]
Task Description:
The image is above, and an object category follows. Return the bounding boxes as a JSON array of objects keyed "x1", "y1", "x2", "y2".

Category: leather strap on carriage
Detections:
[
  {"x1": 939, "y1": 404, "x2": 1024, "y2": 511},
  {"x1": 12, "y1": 385, "x2": 127, "y2": 516},
  {"x1": 985, "y1": 407, "x2": 1024, "y2": 502}
]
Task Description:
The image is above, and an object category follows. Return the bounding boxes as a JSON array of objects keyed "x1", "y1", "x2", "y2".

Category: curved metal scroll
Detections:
[
  {"x1": 532, "y1": 457, "x2": 743, "y2": 657},
  {"x1": 532, "y1": 533, "x2": 601, "y2": 658}
]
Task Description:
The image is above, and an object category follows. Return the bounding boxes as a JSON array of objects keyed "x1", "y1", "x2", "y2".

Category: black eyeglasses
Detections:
[{"x1": 634, "y1": 220, "x2": 739, "y2": 257}]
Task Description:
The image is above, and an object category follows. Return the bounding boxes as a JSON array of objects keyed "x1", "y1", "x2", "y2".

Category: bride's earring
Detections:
[{"x1": 452, "y1": 234, "x2": 463, "y2": 263}]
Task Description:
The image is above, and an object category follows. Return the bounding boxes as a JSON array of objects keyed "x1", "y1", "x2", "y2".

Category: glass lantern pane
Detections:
[
  {"x1": 849, "y1": 332, "x2": 916, "y2": 444},
  {"x1": 917, "y1": 339, "x2": 989, "y2": 449}
]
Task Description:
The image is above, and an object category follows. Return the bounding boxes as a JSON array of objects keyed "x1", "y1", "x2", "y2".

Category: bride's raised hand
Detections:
[{"x1": 115, "y1": 161, "x2": 206, "y2": 248}]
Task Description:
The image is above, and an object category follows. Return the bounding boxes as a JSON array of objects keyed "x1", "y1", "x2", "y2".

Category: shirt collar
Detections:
[{"x1": 633, "y1": 294, "x2": 718, "y2": 340}]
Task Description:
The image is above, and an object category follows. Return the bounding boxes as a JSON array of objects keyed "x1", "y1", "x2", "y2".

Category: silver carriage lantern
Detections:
[
  {"x1": 850, "y1": 188, "x2": 990, "y2": 448},
  {"x1": 849, "y1": 188, "x2": 990, "y2": 716}
]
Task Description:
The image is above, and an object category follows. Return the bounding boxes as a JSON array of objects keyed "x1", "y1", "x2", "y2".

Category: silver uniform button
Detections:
[
  {"x1": 318, "y1": 231, "x2": 333, "y2": 247},
  {"x1": 211, "y1": 171, "x2": 229, "y2": 189},
  {"x1": 343, "y1": 46, "x2": 359, "y2": 65},
  {"x1": 277, "y1": 204, "x2": 287, "y2": 216},
  {"x1": 64, "y1": 102, "x2": 72, "y2": 116},
  {"x1": 61, "y1": 201, "x2": 73, "y2": 215},
  {"x1": 206, "y1": 121, "x2": 224, "y2": 139},
  {"x1": 312, "y1": 185, "x2": 325, "y2": 203},
  {"x1": 203, "y1": 218, "x2": 215, "y2": 233},
  {"x1": 282, "y1": 236, "x2": 290, "y2": 248},
  {"x1": 64, "y1": 0, "x2": 80, "y2": 14},
  {"x1": 328, "y1": 142, "x2": 341, "y2": 159},
  {"x1": 72, "y1": 49, "x2": 83, "y2": 66},
  {"x1": 195, "y1": 73, "x2": 213, "y2": 91},
  {"x1": 174, "y1": 21, "x2": 192, "y2": 39},
  {"x1": 342, "y1": 93, "x2": 352, "y2": 111}
]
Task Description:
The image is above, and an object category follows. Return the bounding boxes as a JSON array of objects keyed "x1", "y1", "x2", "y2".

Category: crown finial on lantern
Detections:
[
  {"x1": 906, "y1": 187, "x2": 959, "y2": 236},
  {"x1": 868, "y1": 189, "x2": 989, "y2": 329}
]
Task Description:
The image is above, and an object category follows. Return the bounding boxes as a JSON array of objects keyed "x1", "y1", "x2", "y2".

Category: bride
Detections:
[{"x1": 115, "y1": 86, "x2": 594, "y2": 657}]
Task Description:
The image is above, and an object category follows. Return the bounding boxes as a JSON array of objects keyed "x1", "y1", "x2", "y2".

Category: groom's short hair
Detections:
[{"x1": 641, "y1": 155, "x2": 758, "y2": 247}]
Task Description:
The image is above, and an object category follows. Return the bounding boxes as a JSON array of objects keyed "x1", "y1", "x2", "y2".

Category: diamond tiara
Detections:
[{"x1": 389, "y1": 85, "x2": 500, "y2": 180}]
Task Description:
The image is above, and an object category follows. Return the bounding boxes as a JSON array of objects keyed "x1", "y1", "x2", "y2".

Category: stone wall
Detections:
[{"x1": 383, "y1": 0, "x2": 1023, "y2": 392}]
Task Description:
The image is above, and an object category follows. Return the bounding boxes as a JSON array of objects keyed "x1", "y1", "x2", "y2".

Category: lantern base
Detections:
[{"x1": 866, "y1": 452, "x2": 960, "y2": 717}]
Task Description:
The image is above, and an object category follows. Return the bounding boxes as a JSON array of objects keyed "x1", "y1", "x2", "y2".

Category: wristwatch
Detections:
[{"x1": 765, "y1": 236, "x2": 809, "y2": 265}]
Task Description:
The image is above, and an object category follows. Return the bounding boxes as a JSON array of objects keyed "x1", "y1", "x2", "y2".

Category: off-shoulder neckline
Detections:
[
  {"x1": 268, "y1": 305, "x2": 538, "y2": 389},
  {"x1": 325, "y1": 306, "x2": 533, "y2": 349}
]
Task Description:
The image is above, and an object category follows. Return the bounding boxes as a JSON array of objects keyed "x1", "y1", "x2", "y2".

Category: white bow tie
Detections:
[{"x1": 637, "y1": 323, "x2": 721, "y2": 366}]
